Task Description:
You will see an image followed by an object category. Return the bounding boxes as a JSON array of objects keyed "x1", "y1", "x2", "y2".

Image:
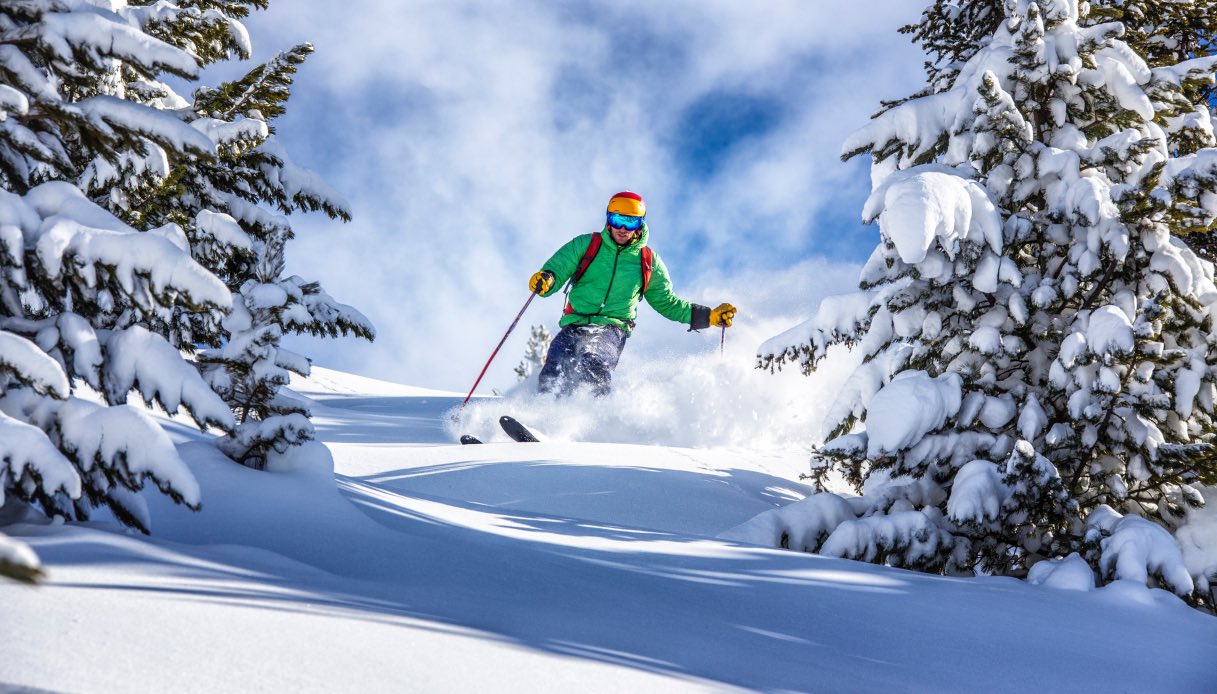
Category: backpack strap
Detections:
[
  {"x1": 563, "y1": 233, "x2": 603, "y2": 316},
  {"x1": 640, "y1": 246, "x2": 653, "y2": 295},
  {"x1": 572, "y1": 232, "x2": 602, "y2": 284}
]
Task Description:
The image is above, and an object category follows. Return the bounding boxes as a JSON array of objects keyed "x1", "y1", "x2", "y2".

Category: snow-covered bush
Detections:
[{"x1": 758, "y1": 0, "x2": 1217, "y2": 606}]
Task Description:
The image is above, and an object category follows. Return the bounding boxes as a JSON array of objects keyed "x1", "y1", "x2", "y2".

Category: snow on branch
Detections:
[
  {"x1": 21, "y1": 182, "x2": 231, "y2": 312},
  {"x1": 79, "y1": 95, "x2": 215, "y2": 159},
  {"x1": 863, "y1": 166, "x2": 1002, "y2": 265},
  {"x1": 719, "y1": 493, "x2": 857, "y2": 552},
  {"x1": 217, "y1": 413, "x2": 314, "y2": 467},
  {"x1": 756, "y1": 290, "x2": 875, "y2": 374},
  {"x1": 820, "y1": 511, "x2": 956, "y2": 569},
  {"x1": 31, "y1": 7, "x2": 200, "y2": 78},
  {"x1": 0, "y1": 409, "x2": 81, "y2": 507},
  {"x1": 1028, "y1": 553, "x2": 1096, "y2": 591},
  {"x1": 0, "y1": 330, "x2": 69, "y2": 398},
  {"x1": 947, "y1": 460, "x2": 1008, "y2": 524},
  {"x1": 191, "y1": 115, "x2": 268, "y2": 150},
  {"x1": 864, "y1": 371, "x2": 962, "y2": 459},
  {"x1": 0, "y1": 84, "x2": 28, "y2": 117},
  {"x1": 103, "y1": 325, "x2": 234, "y2": 431},
  {"x1": 195, "y1": 209, "x2": 255, "y2": 251},
  {"x1": 283, "y1": 276, "x2": 376, "y2": 340},
  {"x1": 1091, "y1": 510, "x2": 1195, "y2": 596},
  {"x1": 255, "y1": 136, "x2": 352, "y2": 221},
  {"x1": 58, "y1": 397, "x2": 202, "y2": 511},
  {"x1": 1149, "y1": 55, "x2": 1217, "y2": 90}
]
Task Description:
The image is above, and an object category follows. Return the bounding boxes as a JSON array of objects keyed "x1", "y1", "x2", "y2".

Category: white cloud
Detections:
[{"x1": 232, "y1": 0, "x2": 927, "y2": 390}]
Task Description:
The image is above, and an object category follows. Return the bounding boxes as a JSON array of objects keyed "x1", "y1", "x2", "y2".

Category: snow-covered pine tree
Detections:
[
  {"x1": 99, "y1": 41, "x2": 352, "y2": 353},
  {"x1": 42, "y1": 3, "x2": 374, "y2": 469},
  {"x1": 0, "y1": 1, "x2": 238, "y2": 533},
  {"x1": 756, "y1": 0, "x2": 1217, "y2": 604},
  {"x1": 904, "y1": 1, "x2": 1217, "y2": 260},
  {"x1": 902, "y1": 1, "x2": 1217, "y2": 94},
  {"x1": 515, "y1": 324, "x2": 552, "y2": 381},
  {"x1": 144, "y1": 43, "x2": 372, "y2": 469},
  {"x1": 198, "y1": 229, "x2": 374, "y2": 469},
  {"x1": 186, "y1": 47, "x2": 373, "y2": 469}
]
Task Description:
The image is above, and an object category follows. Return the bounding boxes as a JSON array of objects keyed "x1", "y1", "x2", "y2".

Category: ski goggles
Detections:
[{"x1": 607, "y1": 212, "x2": 644, "y2": 231}]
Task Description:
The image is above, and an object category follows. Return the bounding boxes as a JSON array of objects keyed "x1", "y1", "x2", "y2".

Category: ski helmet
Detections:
[{"x1": 607, "y1": 191, "x2": 645, "y2": 217}]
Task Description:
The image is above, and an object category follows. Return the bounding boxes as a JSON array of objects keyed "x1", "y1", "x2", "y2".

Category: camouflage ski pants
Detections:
[{"x1": 538, "y1": 324, "x2": 628, "y2": 397}]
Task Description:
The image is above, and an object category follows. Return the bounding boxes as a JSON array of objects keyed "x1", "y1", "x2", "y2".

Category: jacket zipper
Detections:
[{"x1": 597, "y1": 245, "x2": 625, "y2": 313}]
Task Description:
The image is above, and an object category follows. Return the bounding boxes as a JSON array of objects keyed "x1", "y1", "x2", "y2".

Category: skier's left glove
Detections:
[{"x1": 710, "y1": 303, "x2": 736, "y2": 327}]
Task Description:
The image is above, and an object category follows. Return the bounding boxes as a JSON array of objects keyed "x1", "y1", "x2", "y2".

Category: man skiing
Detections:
[{"x1": 528, "y1": 191, "x2": 735, "y2": 396}]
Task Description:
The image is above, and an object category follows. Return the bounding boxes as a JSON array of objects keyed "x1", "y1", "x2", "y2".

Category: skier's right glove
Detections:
[{"x1": 529, "y1": 270, "x2": 555, "y2": 294}]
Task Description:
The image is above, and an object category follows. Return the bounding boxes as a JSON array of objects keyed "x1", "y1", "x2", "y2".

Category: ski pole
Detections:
[
  {"x1": 462, "y1": 291, "x2": 538, "y2": 408},
  {"x1": 720, "y1": 323, "x2": 726, "y2": 356}
]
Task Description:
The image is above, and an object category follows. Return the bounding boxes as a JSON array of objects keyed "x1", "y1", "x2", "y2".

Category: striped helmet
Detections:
[{"x1": 606, "y1": 191, "x2": 645, "y2": 217}]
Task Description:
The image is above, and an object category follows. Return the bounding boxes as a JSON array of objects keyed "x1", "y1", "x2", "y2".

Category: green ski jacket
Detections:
[{"x1": 539, "y1": 225, "x2": 710, "y2": 334}]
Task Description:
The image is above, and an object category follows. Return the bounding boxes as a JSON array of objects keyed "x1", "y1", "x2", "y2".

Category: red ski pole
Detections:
[{"x1": 461, "y1": 291, "x2": 538, "y2": 408}]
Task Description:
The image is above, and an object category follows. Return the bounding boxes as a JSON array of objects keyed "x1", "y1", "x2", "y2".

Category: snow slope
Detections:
[{"x1": 3, "y1": 366, "x2": 1216, "y2": 693}]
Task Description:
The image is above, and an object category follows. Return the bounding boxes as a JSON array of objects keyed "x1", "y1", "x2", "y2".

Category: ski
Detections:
[
  {"x1": 460, "y1": 434, "x2": 483, "y2": 445},
  {"x1": 499, "y1": 415, "x2": 540, "y2": 443}
]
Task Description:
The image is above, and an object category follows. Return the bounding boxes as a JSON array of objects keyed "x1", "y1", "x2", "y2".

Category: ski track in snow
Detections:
[{"x1": 2, "y1": 367, "x2": 1216, "y2": 693}]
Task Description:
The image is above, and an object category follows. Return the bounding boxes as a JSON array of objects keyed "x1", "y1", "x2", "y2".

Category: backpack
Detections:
[{"x1": 563, "y1": 233, "x2": 653, "y2": 316}]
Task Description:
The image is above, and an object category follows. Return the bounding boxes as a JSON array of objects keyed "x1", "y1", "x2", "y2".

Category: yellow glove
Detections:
[
  {"x1": 710, "y1": 302, "x2": 736, "y2": 327},
  {"x1": 529, "y1": 270, "x2": 555, "y2": 294}
]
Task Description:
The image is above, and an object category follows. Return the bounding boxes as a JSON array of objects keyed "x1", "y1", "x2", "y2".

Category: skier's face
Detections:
[{"x1": 608, "y1": 223, "x2": 636, "y2": 245}]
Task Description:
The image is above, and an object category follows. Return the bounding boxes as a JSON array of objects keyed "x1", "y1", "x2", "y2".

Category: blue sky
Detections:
[{"x1": 202, "y1": 0, "x2": 928, "y2": 390}]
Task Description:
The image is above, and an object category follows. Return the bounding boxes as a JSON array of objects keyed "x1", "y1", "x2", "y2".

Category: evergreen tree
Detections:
[
  {"x1": 32, "y1": 3, "x2": 375, "y2": 468},
  {"x1": 760, "y1": 0, "x2": 1217, "y2": 605},
  {"x1": 0, "y1": 1, "x2": 237, "y2": 533},
  {"x1": 515, "y1": 324, "x2": 552, "y2": 381},
  {"x1": 182, "y1": 46, "x2": 373, "y2": 468},
  {"x1": 198, "y1": 228, "x2": 373, "y2": 469},
  {"x1": 903, "y1": 0, "x2": 1217, "y2": 259}
]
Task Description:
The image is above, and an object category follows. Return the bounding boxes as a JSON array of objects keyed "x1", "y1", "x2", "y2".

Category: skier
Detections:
[{"x1": 528, "y1": 191, "x2": 735, "y2": 396}]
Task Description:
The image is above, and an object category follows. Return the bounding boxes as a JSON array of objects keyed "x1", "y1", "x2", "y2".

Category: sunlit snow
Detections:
[{"x1": 3, "y1": 366, "x2": 1215, "y2": 693}]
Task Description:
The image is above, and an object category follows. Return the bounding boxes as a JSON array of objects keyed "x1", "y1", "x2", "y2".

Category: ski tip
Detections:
[
  {"x1": 499, "y1": 415, "x2": 540, "y2": 443},
  {"x1": 459, "y1": 434, "x2": 483, "y2": 445}
]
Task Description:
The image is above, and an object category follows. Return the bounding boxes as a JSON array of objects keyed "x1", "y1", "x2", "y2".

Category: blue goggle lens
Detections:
[{"x1": 607, "y1": 212, "x2": 644, "y2": 231}]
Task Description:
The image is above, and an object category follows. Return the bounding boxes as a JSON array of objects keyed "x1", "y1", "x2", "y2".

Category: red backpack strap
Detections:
[
  {"x1": 640, "y1": 246, "x2": 653, "y2": 295},
  {"x1": 571, "y1": 232, "x2": 602, "y2": 284},
  {"x1": 564, "y1": 233, "x2": 603, "y2": 315}
]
